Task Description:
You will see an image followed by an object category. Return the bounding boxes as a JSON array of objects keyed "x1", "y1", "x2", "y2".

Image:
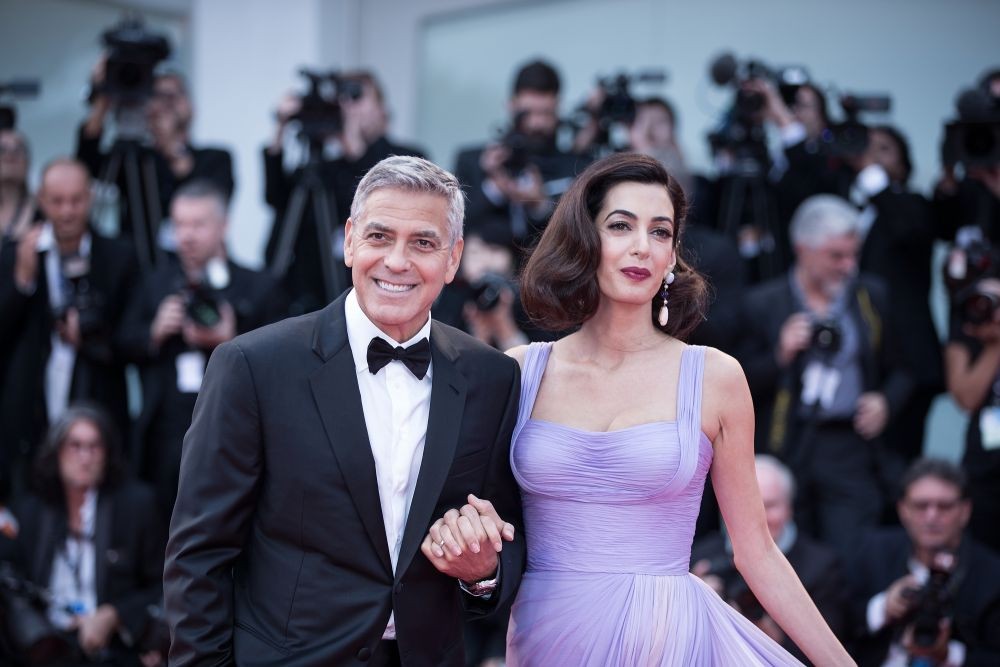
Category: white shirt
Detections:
[
  {"x1": 38, "y1": 224, "x2": 92, "y2": 424},
  {"x1": 344, "y1": 289, "x2": 432, "y2": 640},
  {"x1": 48, "y1": 489, "x2": 97, "y2": 631}
]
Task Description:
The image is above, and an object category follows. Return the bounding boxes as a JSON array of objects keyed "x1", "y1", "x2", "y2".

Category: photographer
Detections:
[
  {"x1": 692, "y1": 455, "x2": 848, "y2": 662},
  {"x1": 848, "y1": 459, "x2": 1000, "y2": 667},
  {"x1": 0, "y1": 159, "x2": 137, "y2": 494},
  {"x1": 454, "y1": 59, "x2": 585, "y2": 254},
  {"x1": 0, "y1": 404, "x2": 165, "y2": 667},
  {"x1": 736, "y1": 195, "x2": 914, "y2": 559},
  {"x1": 0, "y1": 129, "x2": 37, "y2": 246},
  {"x1": 77, "y1": 49, "x2": 234, "y2": 263},
  {"x1": 944, "y1": 273, "x2": 1000, "y2": 552},
  {"x1": 263, "y1": 69, "x2": 425, "y2": 315},
  {"x1": 118, "y1": 181, "x2": 285, "y2": 519}
]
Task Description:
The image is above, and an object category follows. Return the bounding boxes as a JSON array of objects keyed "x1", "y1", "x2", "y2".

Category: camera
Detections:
[
  {"x1": 707, "y1": 53, "x2": 806, "y2": 171},
  {"x1": 0, "y1": 561, "x2": 74, "y2": 666},
  {"x1": 575, "y1": 70, "x2": 668, "y2": 151},
  {"x1": 942, "y1": 76, "x2": 1000, "y2": 169},
  {"x1": 180, "y1": 257, "x2": 230, "y2": 329},
  {"x1": 827, "y1": 92, "x2": 892, "y2": 157},
  {"x1": 290, "y1": 69, "x2": 364, "y2": 146},
  {"x1": 955, "y1": 285, "x2": 1000, "y2": 326},
  {"x1": 469, "y1": 273, "x2": 513, "y2": 312},
  {"x1": 52, "y1": 255, "x2": 106, "y2": 341},
  {"x1": 811, "y1": 319, "x2": 842, "y2": 355},
  {"x1": 99, "y1": 16, "x2": 171, "y2": 106},
  {"x1": 903, "y1": 551, "x2": 956, "y2": 650},
  {"x1": 0, "y1": 79, "x2": 41, "y2": 131}
]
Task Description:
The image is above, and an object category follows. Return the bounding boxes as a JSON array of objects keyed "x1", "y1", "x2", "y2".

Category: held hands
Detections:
[{"x1": 420, "y1": 494, "x2": 515, "y2": 583}]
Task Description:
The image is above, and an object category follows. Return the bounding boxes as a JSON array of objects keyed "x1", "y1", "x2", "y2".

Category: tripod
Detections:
[
  {"x1": 93, "y1": 105, "x2": 165, "y2": 273},
  {"x1": 269, "y1": 140, "x2": 344, "y2": 305},
  {"x1": 716, "y1": 157, "x2": 786, "y2": 283}
]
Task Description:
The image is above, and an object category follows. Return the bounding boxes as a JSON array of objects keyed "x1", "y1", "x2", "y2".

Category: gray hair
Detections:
[
  {"x1": 789, "y1": 194, "x2": 860, "y2": 248},
  {"x1": 350, "y1": 155, "x2": 465, "y2": 246},
  {"x1": 171, "y1": 179, "x2": 229, "y2": 219},
  {"x1": 754, "y1": 454, "x2": 796, "y2": 502}
]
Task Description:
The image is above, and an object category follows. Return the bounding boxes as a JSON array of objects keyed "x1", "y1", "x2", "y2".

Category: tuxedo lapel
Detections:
[
  {"x1": 396, "y1": 323, "x2": 467, "y2": 581},
  {"x1": 309, "y1": 297, "x2": 393, "y2": 576}
]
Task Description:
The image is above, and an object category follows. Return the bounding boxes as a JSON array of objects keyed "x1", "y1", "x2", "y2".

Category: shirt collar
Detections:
[
  {"x1": 344, "y1": 288, "x2": 433, "y2": 378},
  {"x1": 37, "y1": 222, "x2": 92, "y2": 258}
]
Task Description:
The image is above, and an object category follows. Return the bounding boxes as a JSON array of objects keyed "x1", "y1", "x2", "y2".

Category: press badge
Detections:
[
  {"x1": 980, "y1": 407, "x2": 1000, "y2": 450},
  {"x1": 176, "y1": 351, "x2": 206, "y2": 393},
  {"x1": 801, "y1": 361, "x2": 842, "y2": 409}
]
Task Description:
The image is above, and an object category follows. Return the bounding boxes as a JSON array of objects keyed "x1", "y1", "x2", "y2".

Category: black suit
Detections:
[
  {"x1": 0, "y1": 230, "x2": 137, "y2": 478},
  {"x1": 737, "y1": 273, "x2": 913, "y2": 553},
  {"x1": 7, "y1": 481, "x2": 165, "y2": 663},
  {"x1": 847, "y1": 528, "x2": 1000, "y2": 667},
  {"x1": 117, "y1": 255, "x2": 287, "y2": 518},
  {"x1": 163, "y1": 293, "x2": 525, "y2": 666}
]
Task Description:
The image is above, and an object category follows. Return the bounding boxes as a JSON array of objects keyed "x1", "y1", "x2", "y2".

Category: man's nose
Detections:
[{"x1": 384, "y1": 242, "x2": 410, "y2": 271}]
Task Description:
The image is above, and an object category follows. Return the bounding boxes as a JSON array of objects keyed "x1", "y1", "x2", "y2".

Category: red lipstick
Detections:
[{"x1": 621, "y1": 267, "x2": 651, "y2": 281}]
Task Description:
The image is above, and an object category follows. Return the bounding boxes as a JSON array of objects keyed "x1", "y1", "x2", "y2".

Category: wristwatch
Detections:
[{"x1": 459, "y1": 570, "x2": 499, "y2": 598}]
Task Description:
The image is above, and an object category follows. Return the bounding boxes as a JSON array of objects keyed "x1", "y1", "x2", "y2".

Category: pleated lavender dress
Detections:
[{"x1": 506, "y1": 342, "x2": 803, "y2": 666}]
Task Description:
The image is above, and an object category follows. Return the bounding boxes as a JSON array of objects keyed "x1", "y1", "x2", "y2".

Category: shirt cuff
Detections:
[
  {"x1": 780, "y1": 122, "x2": 807, "y2": 147},
  {"x1": 867, "y1": 591, "x2": 889, "y2": 633},
  {"x1": 946, "y1": 639, "x2": 966, "y2": 667},
  {"x1": 855, "y1": 163, "x2": 890, "y2": 197}
]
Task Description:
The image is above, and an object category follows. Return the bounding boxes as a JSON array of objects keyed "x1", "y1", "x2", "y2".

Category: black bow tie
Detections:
[{"x1": 367, "y1": 337, "x2": 431, "y2": 380}]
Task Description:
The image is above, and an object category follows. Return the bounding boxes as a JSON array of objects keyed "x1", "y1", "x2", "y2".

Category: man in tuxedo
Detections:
[{"x1": 163, "y1": 155, "x2": 524, "y2": 666}]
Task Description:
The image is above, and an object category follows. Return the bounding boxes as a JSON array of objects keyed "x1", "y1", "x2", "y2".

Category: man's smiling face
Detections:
[{"x1": 344, "y1": 187, "x2": 463, "y2": 342}]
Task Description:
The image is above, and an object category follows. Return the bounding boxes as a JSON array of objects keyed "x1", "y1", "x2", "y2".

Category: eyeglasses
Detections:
[{"x1": 903, "y1": 498, "x2": 963, "y2": 513}]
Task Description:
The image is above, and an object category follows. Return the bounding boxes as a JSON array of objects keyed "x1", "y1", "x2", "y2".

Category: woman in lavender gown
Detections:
[{"x1": 499, "y1": 153, "x2": 852, "y2": 666}]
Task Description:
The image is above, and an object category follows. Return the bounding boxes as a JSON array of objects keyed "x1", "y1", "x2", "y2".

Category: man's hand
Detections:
[
  {"x1": 182, "y1": 301, "x2": 237, "y2": 350},
  {"x1": 855, "y1": 391, "x2": 889, "y2": 440},
  {"x1": 777, "y1": 312, "x2": 813, "y2": 367},
  {"x1": 56, "y1": 308, "x2": 83, "y2": 348},
  {"x1": 14, "y1": 224, "x2": 42, "y2": 292},
  {"x1": 885, "y1": 574, "x2": 918, "y2": 623},
  {"x1": 420, "y1": 495, "x2": 515, "y2": 583},
  {"x1": 150, "y1": 295, "x2": 187, "y2": 350},
  {"x1": 73, "y1": 604, "x2": 120, "y2": 656}
]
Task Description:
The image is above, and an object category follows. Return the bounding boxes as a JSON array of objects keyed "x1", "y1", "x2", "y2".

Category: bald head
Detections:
[{"x1": 39, "y1": 158, "x2": 92, "y2": 246}]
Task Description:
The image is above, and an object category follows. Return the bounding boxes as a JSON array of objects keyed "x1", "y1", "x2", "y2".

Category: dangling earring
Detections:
[{"x1": 658, "y1": 271, "x2": 675, "y2": 327}]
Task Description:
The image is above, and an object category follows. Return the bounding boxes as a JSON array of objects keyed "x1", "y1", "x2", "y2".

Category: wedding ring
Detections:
[{"x1": 437, "y1": 539, "x2": 446, "y2": 548}]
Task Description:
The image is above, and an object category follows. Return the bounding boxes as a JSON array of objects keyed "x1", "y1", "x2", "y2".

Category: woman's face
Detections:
[
  {"x1": 594, "y1": 181, "x2": 676, "y2": 308},
  {"x1": 58, "y1": 419, "x2": 107, "y2": 492},
  {"x1": 865, "y1": 128, "x2": 907, "y2": 183}
]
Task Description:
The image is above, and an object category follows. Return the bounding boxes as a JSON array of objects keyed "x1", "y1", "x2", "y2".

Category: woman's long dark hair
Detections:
[
  {"x1": 32, "y1": 402, "x2": 126, "y2": 507},
  {"x1": 520, "y1": 152, "x2": 708, "y2": 340}
]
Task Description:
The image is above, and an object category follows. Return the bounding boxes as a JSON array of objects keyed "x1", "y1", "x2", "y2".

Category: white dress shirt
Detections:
[
  {"x1": 48, "y1": 489, "x2": 97, "y2": 631},
  {"x1": 344, "y1": 289, "x2": 433, "y2": 640}
]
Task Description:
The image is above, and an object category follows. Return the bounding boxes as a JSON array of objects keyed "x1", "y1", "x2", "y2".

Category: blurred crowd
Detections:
[{"x1": 1, "y1": 19, "x2": 999, "y2": 666}]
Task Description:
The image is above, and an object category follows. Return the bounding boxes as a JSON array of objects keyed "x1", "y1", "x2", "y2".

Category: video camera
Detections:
[
  {"x1": 0, "y1": 79, "x2": 41, "y2": 131},
  {"x1": 943, "y1": 73, "x2": 1000, "y2": 170},
  {"x1": 98, "y1": 16, "x2": 171, "y2": 106},
  {"x1": 576, "y1": 69, "x2": 668, "y2": 151},
  {"x1": 827, "y1": 92, "x2": 892, "y2": 157},
  {"x1": 289, "y1": 69, "x2": 364, "y2": 147},
  {"x1": 707, "y1": 53, "x2": 808, "y2": 170}
]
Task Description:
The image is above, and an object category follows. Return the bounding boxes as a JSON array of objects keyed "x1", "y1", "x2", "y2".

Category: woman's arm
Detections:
[
  {"x1": 703, "y1": 349, "x2": 855, "y2": 666},
  {"x1": 945, "y1": 340, "x2": 1000, "y2": 411}
]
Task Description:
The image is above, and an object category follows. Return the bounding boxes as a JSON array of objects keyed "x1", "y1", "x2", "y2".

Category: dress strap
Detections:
[
  {"x1": 675, "y1": 345, "x2": 706, "y2": 487},
  {"x1": 513, "y1": 342, "x2": 553, "y2": 440}
]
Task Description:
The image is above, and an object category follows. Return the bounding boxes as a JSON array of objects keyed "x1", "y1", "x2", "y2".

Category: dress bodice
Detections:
[{"x1": 511, "y1": 342, "x2": 714, "y2": 576}]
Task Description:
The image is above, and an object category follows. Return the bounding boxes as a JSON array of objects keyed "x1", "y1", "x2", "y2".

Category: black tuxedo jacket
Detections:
[
  {"x1": 0, "y1": 230, "x2": 137, "y2": 461},
  {"x1": 847, "y1": 528, "x2": 1000, "y2": 666},
  {"x1": 164, "y1": 293, "x2": 525, "y2": 666},
  {"x1": 9, "y1": 481, "x2": 165, "y2": 644}
]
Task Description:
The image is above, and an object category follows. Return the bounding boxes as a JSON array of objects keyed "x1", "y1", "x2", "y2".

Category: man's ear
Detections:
[{"x1": 343, "y1": 218, "x2": 355, "y2": 267}]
